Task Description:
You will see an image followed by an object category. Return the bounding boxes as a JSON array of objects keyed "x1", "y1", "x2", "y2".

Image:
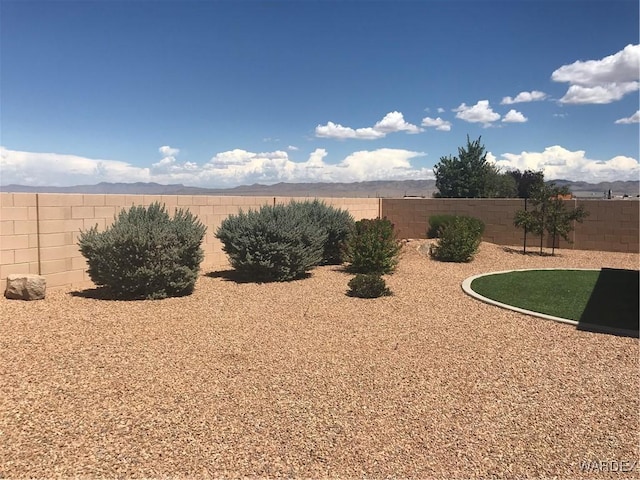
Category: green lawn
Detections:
[{"x1": 470, "y1": 269, "x2": 639, "y2": 334}]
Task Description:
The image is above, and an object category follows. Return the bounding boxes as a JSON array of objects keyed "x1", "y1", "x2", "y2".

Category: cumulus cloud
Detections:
[
  {"x1": 152, "y1": 145, "x2": 196, "y2": 174},
  {"x1": 453, "y1": 100, "x2": 501, "y2": 126},
  {"x1": 437, "y1": 107, "x2": 445, "y2": 113},
  {"x1": 315, "y1": 111, "x2": 422, "y2": 140},
  {"x1": 502, "y1": 109, "x2": 528, "y2": 123},
  {"x1": 287, "y1": 145, "x2": 299, "y2": 151},
  {"x1": 373, "y1": 111, "x2": 422, "y2": 134},
  {"x1": 615, "y1": 110, "x2": 640, "y2": 124},
  {"x1": 558, "y1": 82, "x2": 640, "y2": 105},
  {"x1": 490, "y1": 145, "x2": 639, "y2": 182},
  {"x1": 0, "y1": 146, "x2": 151, "y2": 186},
  {"x1": 314, "y1": 121, "x2": 385, "y2": 140},
  {"x1": 501, "y1": 90, "x2": 548, "y2": 105},
  {"x1": 552, "y1": 44, "x2": 640, "y2": 104},
  {"x1": 0, "y1": 145, "x2": 431, "y2": 187},
  {"x1": 421, "y1": 117, "x2": 452, "y2": 131}
]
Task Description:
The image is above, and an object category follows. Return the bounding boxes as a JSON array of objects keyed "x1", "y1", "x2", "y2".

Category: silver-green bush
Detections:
[
  {"x1": 215, "y1": 202, "x2": 328, "y2": 282},
  {"x1": 78, "y1": 202, "x2": 206, "y2": 299},
  {"x1": 290, "y1": 199, "x2": 355, "y2": 264}
]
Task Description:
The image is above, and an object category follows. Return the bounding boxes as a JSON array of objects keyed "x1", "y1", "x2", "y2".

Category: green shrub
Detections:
[
  {"x1": 346, "y1": 218, "x2": 401, "y2": 274},
  {"x1": 78, "y1": 202, "x2": 207, "y2": 299},
  {"x1": 347, "y1": 273, "x2": 391, "y2": 298},
  {"x1": 428, "y1": 214, "x2": 485, "y2": 238},
  {"x1": 215, "y1": 203, "x2": 327, "y2": 282},
  {"x1": 291, "y1": 199, "x2": 355, "y2": 264},
  {"x1": 429, "y1": 216, "x2": 483, "y2": 262},
  {"x1": 427, "y1": 214, "x2": 457, "y2": 238}
]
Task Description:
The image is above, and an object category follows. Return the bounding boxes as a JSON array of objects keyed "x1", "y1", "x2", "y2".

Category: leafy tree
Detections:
[
  {"x1": 509, "y1": 169, "x2": 545, "y2": 250},
  {"x1": 514, "y1": 183, "x2": 588, "y2": 255},
  {"x1": 486, "y1": 171, "x2": 517, "y2": 198},
  {"x1": 509, "y1": 169, "x2": 545, "y2": 199},
  {"x1": 433, "y1": 136, "x2": 497, "y2": 198}
]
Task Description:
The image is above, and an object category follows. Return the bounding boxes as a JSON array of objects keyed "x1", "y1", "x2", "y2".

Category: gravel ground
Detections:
[{"x1": 1, "y1": 241, "x2": 638, "y2": 479}]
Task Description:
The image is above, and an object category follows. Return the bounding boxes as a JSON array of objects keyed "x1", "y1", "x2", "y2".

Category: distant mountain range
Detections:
[{"x1": 1, "y1": 179, "x2": 638, "y2": 198}]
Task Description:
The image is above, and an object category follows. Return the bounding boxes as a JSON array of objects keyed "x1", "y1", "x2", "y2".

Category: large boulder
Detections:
[{"x1": 4, "y1": 274, "x2": 46, "y2": 300}]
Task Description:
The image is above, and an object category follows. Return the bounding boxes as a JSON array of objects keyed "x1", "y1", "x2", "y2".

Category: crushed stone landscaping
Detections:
[{"x1": 1, "y1": 241, "x2": 638, "y2": 478}]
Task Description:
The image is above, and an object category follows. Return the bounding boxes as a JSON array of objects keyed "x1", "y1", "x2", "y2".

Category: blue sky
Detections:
[{"x1": 1, "y1": 0, "x2": 639, "y2": 187}]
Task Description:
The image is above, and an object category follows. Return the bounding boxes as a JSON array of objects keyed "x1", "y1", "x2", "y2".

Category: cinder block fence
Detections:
[
  {"x1": 1, "y1": 193, "x2": 637, "y2": 292},
  {"x1": 0, "y1": 193, "x2": 380, "y2": 292},
  {"x1": 382, "y1": 198, "x2": 639, "y2": 254}
]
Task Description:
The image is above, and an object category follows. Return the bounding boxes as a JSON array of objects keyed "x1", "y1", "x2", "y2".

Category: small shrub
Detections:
[
  {"x1": 291, "y1": 200, "x2": 355, "y2": 264},
  {"x1": 347, "y1": 273, "x2": 391, "y2": 298},
  {"x1": 346, "y1": 218, "x2": 402, "y2": 274},
  {"x1": 427, "y1": 214, "x2": 457, "y2": 238},
  {"x1": 215, "y1": 203, "x2": 327, "y2": 282},
  {"x1": 428, "y1": 214, "x2": 485, "y2": 238},
  {"x1": 78, "y1": 202, "x2": 207, "y2": 299},
  {"x1": 429, "y1": 216, "x2": 483, "y2": 262}
]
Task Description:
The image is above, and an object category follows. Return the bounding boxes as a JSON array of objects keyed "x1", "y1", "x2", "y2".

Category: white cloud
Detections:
[
  {"x1": 453, "y1": 100, "x2": 501, "y2": 126},
  {"x1": 502, "y1": 109, "x2": 528, "y2": 123},
  {"x1": 287, "y1": 145, "x2": 299, "y2": 151},
  {"x1": 314, "y1": 121, "x2": 385, "y2": 140},
  {"x1": 0, "y1": 145, "x2": 431, "y2": 187},
  {"x1": 152, "y1": 145, "x2": 185, "y2": 174},
  {"x1": 501, "y1": 90, "x2": 547, "y2": 105},
  {"x1": 421, "y1": 116, "x2": 452, "y2": 131},
  {"x1": 437, "y1": 107, "x2": 445, "y2": 113},
  {"x1": 558, "y1": 82, "x2": 640, "y2": 105},
  {"x1": 0, "y1": 146, "x2": 151, "y2": 186},
  {"x1": 552, "y1": 44, "x2": 640, "y2": 104},
  {"x1": 158, "y1": 145, "x2": 179, "y2": 157},
  {"x1": 337, "y1": 148, "x2": 431, "y2": 182},
  {"x1": 373, "y1": 111, "x2": 422, "y2": 134},
  {"x1": 491, "y1": 145, "x2": 639, "y2": 182},
  {"x1": 4, "y1": 144, "x2": 636, "y2": 187},
  {"x1": 615, "y1": 110, "x2": 640, "y2": 124},
  {"x1": 315, "y1": 111, "x2": 422, "y2": 139}
]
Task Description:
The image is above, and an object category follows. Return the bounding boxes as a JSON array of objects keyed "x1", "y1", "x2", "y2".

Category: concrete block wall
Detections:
[
  {"x1": 382, "y1": 198, "x2": 527, "y2": 245},
  {"x1": 381, "y1": 198, "x2": 639, "y2": 253},
  {"x1": 0, "y1": 193, "x2": 380, "y2": 292},
  {"x1": 573, "y1": 200, "x2": 639, "y2": 253}
]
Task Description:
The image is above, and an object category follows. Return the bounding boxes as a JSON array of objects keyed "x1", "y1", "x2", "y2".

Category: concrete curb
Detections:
[{"x1": 461, "y1": 268, "x2": 639, "y2": 337}]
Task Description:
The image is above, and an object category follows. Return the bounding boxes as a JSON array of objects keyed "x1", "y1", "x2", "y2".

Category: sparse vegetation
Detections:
[{"x1": 514, "y1": 183, "x2": 588, "y2": 255}]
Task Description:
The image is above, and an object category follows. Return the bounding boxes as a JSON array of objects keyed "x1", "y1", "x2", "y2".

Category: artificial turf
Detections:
[{"x1": 470, "y1": 268, "x2": 639, "y2": 335}]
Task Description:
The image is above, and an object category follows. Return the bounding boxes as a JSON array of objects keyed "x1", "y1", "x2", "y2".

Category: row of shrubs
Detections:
[{"x1": 77, "y1": 201, "x2": 483, "y2": 300}]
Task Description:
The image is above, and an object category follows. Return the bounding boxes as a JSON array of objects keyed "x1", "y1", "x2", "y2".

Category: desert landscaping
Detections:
[{"x1": 1, "y1": 240, "x2": 638, "y2": 478}]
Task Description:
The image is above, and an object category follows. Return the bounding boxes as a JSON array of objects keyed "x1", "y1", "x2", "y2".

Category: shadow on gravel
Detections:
[
  {"x1": 577, "y1": 268, "x2": 639, "y2": 338},
  {"x1": 205, "y1": 269, "x2": 311, "y2": 284},
  {"x1": 501, "y1": 246, "x2": 557, "y2": 257},
  {"x1": 69, "y1": 287, "x2": 140, "y2": 301}
]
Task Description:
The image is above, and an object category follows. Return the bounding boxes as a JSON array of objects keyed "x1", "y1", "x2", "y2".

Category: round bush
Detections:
[
  {"x1": 429, "y1": 216, "x2": 482, "y2": 262},
  {"x1": 290, "y1": 200, "x2": 355, "y2": 265},
  {"x1": 215, "y1": 203, "x2": 328, "y2": 282},
  {"x1": 428, "y1": 214, "x2": 485, "y2": 238},
  {"x1": 347, "y1": 273, "x2": 392, "y2": 298},
  {"x1": 346, "y1": 218, "x2": 401, "y2": 274},
  {"x1": 77, "y1": 202, "x2": 207, "y2": 299}
]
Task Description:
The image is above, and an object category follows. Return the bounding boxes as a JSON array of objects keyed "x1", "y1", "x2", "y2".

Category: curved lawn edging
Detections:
[{"x1": 462, "y1": 268, "x2": 639, "y2": 337}]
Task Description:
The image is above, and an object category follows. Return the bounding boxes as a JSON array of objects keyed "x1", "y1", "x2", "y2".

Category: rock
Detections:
[{"x1": 4, "y1": 274, "x2": 46, "y2": 300}]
